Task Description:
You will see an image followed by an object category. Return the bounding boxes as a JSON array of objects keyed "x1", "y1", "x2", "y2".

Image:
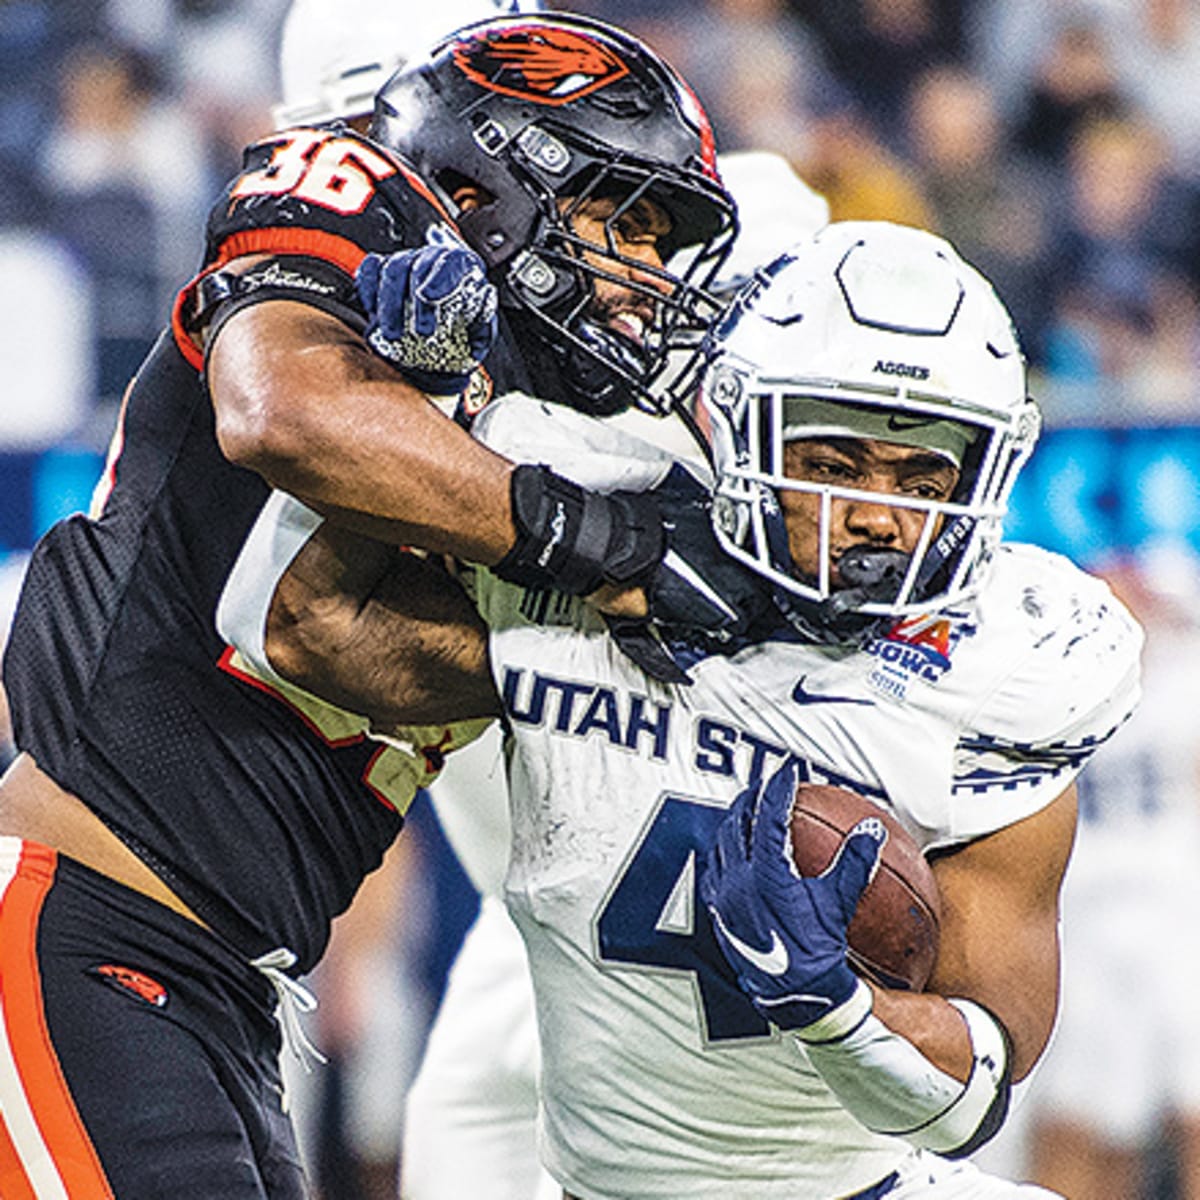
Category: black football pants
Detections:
[{"x1": 0, "y1": 838, "x2": 309, "y2": 1199}]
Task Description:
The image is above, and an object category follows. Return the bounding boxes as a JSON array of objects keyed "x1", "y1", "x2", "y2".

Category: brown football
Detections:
[{"x1": 789, "y1": 782, "x2": 941, "y2": 992}]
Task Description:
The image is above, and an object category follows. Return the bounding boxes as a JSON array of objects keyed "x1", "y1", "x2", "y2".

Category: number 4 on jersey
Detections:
[{"x1": 596, "y1": 794, "x2": 771, "y2": 1043}]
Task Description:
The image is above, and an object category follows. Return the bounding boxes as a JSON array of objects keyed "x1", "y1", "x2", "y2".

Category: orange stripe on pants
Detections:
[
  {"x1": 0, "y1": 841, "x2": 114, "y2": 1198},
  {"x1": 0, "y1": 1114, "x2": 39, "y2": 1200}
]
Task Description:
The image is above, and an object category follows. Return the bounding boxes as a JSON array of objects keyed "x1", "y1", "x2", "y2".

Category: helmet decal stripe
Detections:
[{"x1": 674, "y1": 76, "x2": 721, "y2": 182}]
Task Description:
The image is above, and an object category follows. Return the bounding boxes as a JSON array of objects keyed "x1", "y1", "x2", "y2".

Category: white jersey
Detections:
[
  {"x1": 424, "y1": 403, "x2": 711, "y2": 901},
  {"x1": 469, "y1": 397, "x2": 1143, "y2": 1200},
  {"x1": 404, "y1": 404, "x2": 712, "y2": 1200}
]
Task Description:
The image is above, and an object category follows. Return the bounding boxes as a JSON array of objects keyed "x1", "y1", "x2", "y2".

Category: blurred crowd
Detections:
[
  {"x1": 0, "y1": 0, "x2": 287, "y2": 448},
  {"x1": 2, "y1": 2, "x2": 1200, "y2": 1199},
  {"x1": 7, "y1": 0, "x2": 1200, "y2": 448},
  {"x1": 606, "y1": 0, "x2": 1200, "y2": 430}
]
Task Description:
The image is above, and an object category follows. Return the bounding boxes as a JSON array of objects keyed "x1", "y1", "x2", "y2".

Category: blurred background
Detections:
[{"x1": 1, "y1": 1, "x2": 1199, "y2": 1198}]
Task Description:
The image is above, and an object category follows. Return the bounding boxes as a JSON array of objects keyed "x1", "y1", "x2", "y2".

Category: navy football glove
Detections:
[
  {"x1": 641, "y1": 468, "x2": 773, "y2": 637},
  {"x1": 604, "y1": 469, "x2": 777, "y2": 683},
  {"x1": 356, "y1": 239, "x2": 497, "y2": 395},
  {"x1": 700, "y1": 759, "x2": 885, "y2": 1031}
]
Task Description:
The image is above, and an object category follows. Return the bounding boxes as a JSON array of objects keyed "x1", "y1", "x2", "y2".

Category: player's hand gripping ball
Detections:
[
  {"x1": 701, "y1": 761, "x2": 940, "y2": 1032},
  {"x1": 790, "y1": 782, "x2": 941, "y2": 992}
]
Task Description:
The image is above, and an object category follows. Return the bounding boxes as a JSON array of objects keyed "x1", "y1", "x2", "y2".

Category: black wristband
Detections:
[
  {"x1": 599, "y1": 490, "x2": 663, "y2": 585},
  {"x1": 492, "y1": 465, "x2": 663, "y2": 595}
]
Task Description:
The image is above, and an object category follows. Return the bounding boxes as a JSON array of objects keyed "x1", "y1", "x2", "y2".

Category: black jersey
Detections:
[{"x1": 3, "y1": 127, "x2": 521, "y2": 971}]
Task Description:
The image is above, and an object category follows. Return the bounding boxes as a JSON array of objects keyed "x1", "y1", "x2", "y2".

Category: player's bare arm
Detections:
[
  {"x1": 207, "y1": 294, "x2": 519, "y2": 566},
  {"x1": 265, "y1": 520, "x2": 499, "y2": 728},
  {"x1": 875, "y1": 783, "x2": 1078, "y2": 1082}
]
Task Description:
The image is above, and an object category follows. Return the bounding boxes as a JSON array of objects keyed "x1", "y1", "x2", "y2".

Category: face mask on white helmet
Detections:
[
  {"x1": 273, "y1": 0, "x2": 545, "y2": 130},
  {"x1": 701, "y1": 220, "x2": 1041, "y2": 642}
]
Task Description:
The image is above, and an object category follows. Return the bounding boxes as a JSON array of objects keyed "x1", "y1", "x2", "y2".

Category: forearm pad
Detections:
[
  {"x1": 492, "y1": 464, "x2": 662, "y2": 596},
  {"x1": 797, "y1": 987, "x2": 1013, "y2": 1158}
]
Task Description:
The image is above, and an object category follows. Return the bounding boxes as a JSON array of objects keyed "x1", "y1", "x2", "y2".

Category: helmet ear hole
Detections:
[{"x1": 440, "y1": 173, "x2": 495, "y2": 214}]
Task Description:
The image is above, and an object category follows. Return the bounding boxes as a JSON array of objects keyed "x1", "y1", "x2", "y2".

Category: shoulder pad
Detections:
[{"x1": 967, "y1": 544, "x2": 1143, "y2": 756}]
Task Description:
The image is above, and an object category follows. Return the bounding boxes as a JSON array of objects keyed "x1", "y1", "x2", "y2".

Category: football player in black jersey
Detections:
[{"x1": 0, "y1": 14, "x2": 760, "y2": 1197}]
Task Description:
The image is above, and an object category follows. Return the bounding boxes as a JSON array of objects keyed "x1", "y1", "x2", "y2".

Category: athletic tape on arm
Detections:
[{"x1": 798, "y1": 996, "x2": 1013, "y2": 1157}]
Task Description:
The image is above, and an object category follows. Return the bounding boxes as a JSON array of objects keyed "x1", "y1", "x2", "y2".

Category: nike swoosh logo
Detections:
[
  {"x1": 660, "y1": 548, "x2": 738, "y2": 622},
  {"x1": 792, "y1": 676, "x2": 872, "y2": 707},
  {"x1": 886, "y1": 414, "x2": 934, "y2": 432},
  {"x1": 710, "y1": 910, "x2": 791, "y2": 976}
]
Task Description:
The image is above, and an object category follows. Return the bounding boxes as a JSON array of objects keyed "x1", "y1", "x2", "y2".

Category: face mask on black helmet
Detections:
[
  {"x1": 369, "y1": 13, "x2": 737, "y2": 416},
  {"x1": 701, "y1": 221, "x2": 1042, "y2": 644}
]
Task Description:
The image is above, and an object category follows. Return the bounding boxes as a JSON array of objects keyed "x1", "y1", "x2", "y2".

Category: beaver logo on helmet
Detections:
[{"x1": 451, "y1": 25, "x2": 630, "y2": 104}]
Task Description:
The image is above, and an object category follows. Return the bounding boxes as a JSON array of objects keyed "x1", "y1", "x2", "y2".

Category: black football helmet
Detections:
[{"x1": 369, "y1": 12, "x2": 737, "y2": 415}]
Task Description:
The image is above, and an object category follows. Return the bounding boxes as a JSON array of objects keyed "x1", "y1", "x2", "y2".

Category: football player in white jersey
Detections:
[
  {"x1": 226, "y1": 221, "x2": 1141, "y2": 1198},
  {"x1": 402, "y1": 147, "x2": 830, "y2": 1200}
]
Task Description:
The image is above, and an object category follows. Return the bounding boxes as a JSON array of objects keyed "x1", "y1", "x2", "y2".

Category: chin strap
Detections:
[
  {"x1": 561, "y1": 318, "x2": 653, "y2": 415},
  {"x1": 913, "y1": 514, "x2": 978, "y2": 597},
  {"x1": 507, "y1": 298, "x2": 643, "y2": 417}
]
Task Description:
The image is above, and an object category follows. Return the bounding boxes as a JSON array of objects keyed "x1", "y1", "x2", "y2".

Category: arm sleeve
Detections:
[{"x1": 799, "y1": 986, "x2": 1014, "y2": 1158}]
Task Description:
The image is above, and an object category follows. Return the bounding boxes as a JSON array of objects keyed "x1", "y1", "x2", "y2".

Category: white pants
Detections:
[
  {"x1": 401, "y1": 897, "x2": 557, "y2": 1200},
  {"x1": 889, "y1": 1151, "x2": 1061, "y2": 1198}
]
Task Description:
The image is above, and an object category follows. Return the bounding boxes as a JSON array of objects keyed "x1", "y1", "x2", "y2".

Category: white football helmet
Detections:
[
  {"x1": 273, "y1": 0, "x2": 545, "y2": 130},
  {"x1": 702, "y1": 220, "x2": 1041, "y2": 640},
  {"x1": 711, "y1": 151, "x2": 830, "y2": 298}
]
